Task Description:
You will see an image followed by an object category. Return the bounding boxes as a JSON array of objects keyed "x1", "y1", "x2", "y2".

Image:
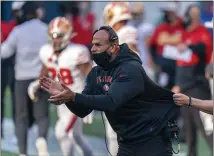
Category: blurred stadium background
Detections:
[{"x1": 1, "y1": 1, "x2": 213, "y2": 156}]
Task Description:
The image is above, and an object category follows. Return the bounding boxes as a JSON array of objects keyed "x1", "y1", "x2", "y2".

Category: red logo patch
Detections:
[{"x1": 119, "y1": 74, "x2": 125, "y2": 78}]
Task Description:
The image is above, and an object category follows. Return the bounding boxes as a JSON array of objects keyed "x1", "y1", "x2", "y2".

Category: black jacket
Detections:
[{"x1": 66, "y1": 43, "x2": 179, "y2": 144}]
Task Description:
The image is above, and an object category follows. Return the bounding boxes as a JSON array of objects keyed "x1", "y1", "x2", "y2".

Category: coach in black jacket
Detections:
[{"x1": 40, "y1": 26, "x2": 178, "y2": 156}]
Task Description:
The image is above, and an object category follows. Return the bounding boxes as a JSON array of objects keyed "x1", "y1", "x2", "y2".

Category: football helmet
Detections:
[
  {"x1": 104, "y1": 2, "x2": 132, "y2": 27},
  {"x1": 48, "y1": 17, "x2": 73, "y2": 51}
]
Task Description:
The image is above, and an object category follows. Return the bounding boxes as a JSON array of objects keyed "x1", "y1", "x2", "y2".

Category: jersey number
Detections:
[{"x1": 48, "y1": 68, "x2": 74, "y2": 85}]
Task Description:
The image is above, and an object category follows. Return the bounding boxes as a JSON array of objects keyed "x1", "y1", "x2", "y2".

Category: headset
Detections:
[
  {"x1": 93, "y1": 25, "x2": 119, "y2": 43},
  {"x1": 101, "y1": 112, "x2": 113, "y2": 156}
]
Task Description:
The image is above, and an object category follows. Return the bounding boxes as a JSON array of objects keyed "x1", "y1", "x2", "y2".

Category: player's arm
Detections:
[
  {"x1": 77, "y1": 62, "x2": 92, "y2": 77},
  {"x1": 192, "y1": 99, "x2": 213, "y2": 115},
  {"x1": 76, "y1": 46, "x2": 93, "y2": 77},
  {"x1": 1, "y1": 28, "x2": 17, "y2": 59},
  {"x1": 28, "y1": 45, "x2": 49, "y2": 101},
  {"x1": 69, "y1": 62, "x2": 144, "y2": 112},
  {"x1": 28, "y1": 64, "x2": 49, "y2": 101},
  {"x1": 173, "y1": 93, "x2": 213, "y2": 115},
  {"x1": 125, "y1": 29, "x2": 139, "y2": 53}
]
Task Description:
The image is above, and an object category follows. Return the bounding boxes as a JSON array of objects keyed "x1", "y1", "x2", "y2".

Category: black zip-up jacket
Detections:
[{"x1": 66, "y1": 43, "x2": 179, "y2": 144}]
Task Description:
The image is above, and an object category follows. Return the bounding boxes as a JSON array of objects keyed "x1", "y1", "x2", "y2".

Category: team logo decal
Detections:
[{"x1": 103, "y1": 84, "x2": 109, "y2": 92}]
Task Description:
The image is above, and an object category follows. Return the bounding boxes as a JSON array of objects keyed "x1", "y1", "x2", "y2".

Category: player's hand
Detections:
[
  {"x1": 173, "y1": 93, "x2": 189, "y2": 106},
  {"x1": 28, "y1": 80, "x2": 40, "y2": 102}
]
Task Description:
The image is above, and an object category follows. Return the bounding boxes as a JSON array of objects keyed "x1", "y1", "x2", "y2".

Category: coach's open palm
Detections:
[{"x1": 40, "y1": 73, "x2": 75, "y2": 105}]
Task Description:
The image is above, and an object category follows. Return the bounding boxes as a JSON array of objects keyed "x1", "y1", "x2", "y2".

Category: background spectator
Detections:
[
  {"x1": 1, "y1": 2, "x2": 49, "y2": 155},
  {"x1": 173, "y1": 4, "x2": 213, "y2": 156}
]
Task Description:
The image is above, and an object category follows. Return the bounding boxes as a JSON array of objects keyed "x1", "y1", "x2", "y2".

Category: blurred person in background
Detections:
[
  {"x1": 35, "y1": 2, "x2": 46, "y2": 22},
  {"x1": 204, "y1": 18, "x2": 213, "y2": 96},
  {"x1": 1, "y1": 1, "x2": 26, "y2": 140},
  {"x1": 10, "y1": 1, "x2": 26, "y2": 25},
  {"x1": 28, "y1": 17, "x2": 94, "y2": 156},
  {"x1": 129, "y1": 2, "x2": 155, "y2": 80},
  {"x1": 104, "y1": 2, "x2": 138, "y2": 53},
  {"x1": 71, "y1": 1, "x2": 95, "y2": 51},
  {"x1": 59, "y1": 1, "x2": 79, "y2": 17},
  {"x1": 150, "y1": 2, "x2": 184, "y2": 89},
  {"x1": 60, "y1": 1, "x2": 95, "y2": 52},
  {"x1": 1, "y1": 20, "x2": 16, "y2": 139},
  {"x1": 1, "y1": 2, "x2": 49, "y2": 156},
  {"x1": 149, "y1": 2, "x2": 186, "y2": 143},
  {"x1": 102, "y1": 2, "x2": 139, "y2": 155},
  {"x1": 172, "y1": 5, "x2": 213, "y2": 156}
]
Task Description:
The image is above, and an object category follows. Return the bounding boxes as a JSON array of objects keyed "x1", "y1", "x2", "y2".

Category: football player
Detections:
[
  {"x1": 104, "y1": 2, "x2": 139, "y2": 53},
  {"x1": 28, "y1": 17, "x2": 94, "y2": 156}
]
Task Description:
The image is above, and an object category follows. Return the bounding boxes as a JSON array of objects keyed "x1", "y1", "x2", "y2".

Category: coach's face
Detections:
[
  {"x1": 91, "y1": 30, "x2": 114, "y2": 55},
  {"x1": 91, "y1": 30, "x2": 119, "y2": 68}
]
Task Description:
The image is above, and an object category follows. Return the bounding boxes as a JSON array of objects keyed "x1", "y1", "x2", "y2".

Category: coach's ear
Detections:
[{"x1": 111, "y1": 42, "x2": 120, "y2": 54}]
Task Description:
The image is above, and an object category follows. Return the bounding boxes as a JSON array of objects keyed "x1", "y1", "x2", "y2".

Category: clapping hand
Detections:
[{"x1": 39, "y1": 73, "x2": 76, "y2": 105}]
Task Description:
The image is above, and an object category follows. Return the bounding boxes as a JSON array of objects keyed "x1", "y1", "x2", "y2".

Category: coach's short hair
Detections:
[{"x1": 93, "y1": 25, "x2": 119, "y2": 43}]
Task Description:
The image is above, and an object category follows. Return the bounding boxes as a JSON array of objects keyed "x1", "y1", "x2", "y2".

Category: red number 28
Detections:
[{"x1": 48, "y1": 68, "x2": 74, "y2": 85}]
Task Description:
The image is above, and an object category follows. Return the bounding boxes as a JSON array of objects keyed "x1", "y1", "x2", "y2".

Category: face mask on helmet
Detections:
[{"x1": 49, "y1": 31, "x2": 70, "y2": 52}]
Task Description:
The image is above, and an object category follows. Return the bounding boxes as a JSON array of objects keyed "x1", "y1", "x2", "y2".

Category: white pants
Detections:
[
  {"x1": 199, "y1": 78, "x2": 213, "y2": 136},
  {"x1": 104, "y1": 115, "x2": 118, "y2": 156},
  {"x1": 55, "y1": 104, "x2": 93, "y2": 156}
]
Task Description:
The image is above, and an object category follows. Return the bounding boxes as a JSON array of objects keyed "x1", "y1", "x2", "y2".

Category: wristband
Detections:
[{"x1": 188, "y1": 96, "x2": 192, "y2": 108}]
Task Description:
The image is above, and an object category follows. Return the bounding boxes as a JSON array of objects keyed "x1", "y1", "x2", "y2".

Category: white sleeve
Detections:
[
  {"x1": 76, "y1": 46, "x2": 91, "y2": 65},
  {"x1": 118, "y1": 27, "x2": 138, "y2": 45},
  {"x1": 1, "y1": 28, "x2": 18, "y2": 59},
  {"x1": 39, "y1": 44, "x2": 49, "y2": 65},
  {"x1": 142, "y1": 23, "x2": 154, "y2": 37}
]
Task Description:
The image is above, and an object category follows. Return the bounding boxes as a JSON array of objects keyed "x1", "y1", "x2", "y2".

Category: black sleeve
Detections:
[
  {"x1": 65, "y1": 69, "x2": 94, "y2": 118},
  {"x1": 188, "y1": 42, "x2": 206, "y2": 58},
  {"x1": 74, "y1": 62, "x2": 144, "y2": 112}
]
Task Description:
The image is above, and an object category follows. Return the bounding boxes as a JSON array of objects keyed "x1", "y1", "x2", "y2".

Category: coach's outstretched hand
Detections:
[{"x1": 39, "y1": 73, "x2": 75, "y2": 105}]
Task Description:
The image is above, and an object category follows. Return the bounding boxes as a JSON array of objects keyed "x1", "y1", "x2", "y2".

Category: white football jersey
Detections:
[
  {"x1": 40, "y1": 43, "x2": 91, "y2": 93},
  {"x1": 117, "y1": 25, "x2": 138, "y2": 45}
]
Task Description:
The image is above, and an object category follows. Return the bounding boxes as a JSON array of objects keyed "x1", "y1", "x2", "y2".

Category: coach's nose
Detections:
[{"x1": 91, "y1": 45, "x2": 97, "y2": 54}]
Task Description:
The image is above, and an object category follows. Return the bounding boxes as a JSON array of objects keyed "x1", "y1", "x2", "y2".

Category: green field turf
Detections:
[{"x1": 1, "y1": 151, "x2": 17, "y2": 156}]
